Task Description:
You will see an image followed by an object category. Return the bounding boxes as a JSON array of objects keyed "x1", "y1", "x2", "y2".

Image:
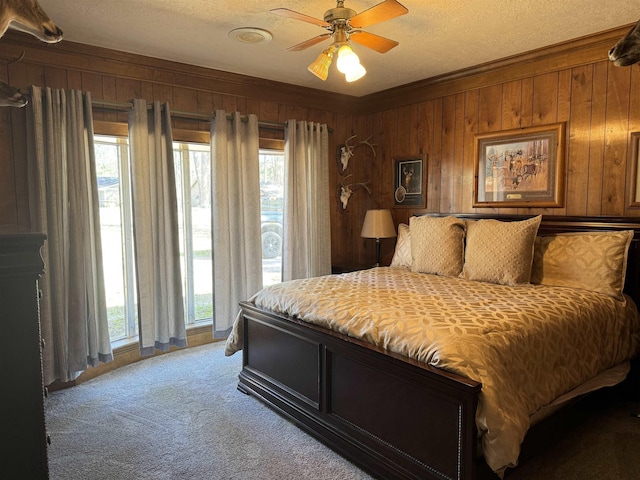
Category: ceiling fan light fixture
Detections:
[
  {"x1": 336, "y1": 44, "x2": 360, "y2": 74},
  {"x1": 308, "y1": 46, "x2": 336, "y2": 81},
  {"x1": 345, "y1": 63, "x2": 366, "y2": 82}
]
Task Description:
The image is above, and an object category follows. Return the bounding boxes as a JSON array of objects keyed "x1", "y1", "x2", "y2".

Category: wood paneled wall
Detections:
[
  {"x1": 333, "y1": 25, "x2": 640, "y2": 267},
  {"x1": 0, "y1": 32, "x2": 358, "y2": 264},
  {"x1": 1, "y1": 26, "x2": 639, "y2": 267}
]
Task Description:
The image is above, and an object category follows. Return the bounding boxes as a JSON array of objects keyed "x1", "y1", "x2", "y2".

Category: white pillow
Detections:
[{"x1": 390, "y1": 223, "x2": 411, "y2": 268}]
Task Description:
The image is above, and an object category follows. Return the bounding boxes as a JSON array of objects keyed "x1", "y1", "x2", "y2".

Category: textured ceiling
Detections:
[{"x1": 37, "y1": 0, "x2": 640, "y2": 97}]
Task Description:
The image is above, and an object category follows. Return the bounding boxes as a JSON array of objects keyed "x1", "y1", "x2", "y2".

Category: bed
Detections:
[{"x1": 225, "y1": 214, "x2": 640, "y2": 480}]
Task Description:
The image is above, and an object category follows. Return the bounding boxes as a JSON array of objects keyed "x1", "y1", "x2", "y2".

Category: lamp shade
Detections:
[
  {"x1": 361, "y1": 209, "x2": 396, "y2": 239},
  {"x1": 308, "y1": 46, "x2": 336, "y2": 81},
  {"x1": 336, "y1": 45, "x2": 360, "y2": 74},
  {"x1": 345, "y1": 63, "x2": 366, "y2": 82}
]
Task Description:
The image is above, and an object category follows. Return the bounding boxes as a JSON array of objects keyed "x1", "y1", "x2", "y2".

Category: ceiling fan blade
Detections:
[
  {"x1": 350, "y1": 31, "x2": 399, "y2": 53},
  {"x1": 349, "y1": 0, "x2": 408, "y2": 28},
  {"x1": 270, "y1": 8, "x2": 330, "y2": 27},
  {"x1": 287, "y1": 34, "x2": 332, "y2": 52}
]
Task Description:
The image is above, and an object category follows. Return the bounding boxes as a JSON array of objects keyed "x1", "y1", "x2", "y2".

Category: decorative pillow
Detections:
[
  {"x1": 531, "y1": 230, "x2": 633, "y2": 301},
  {"x1": 390, "y1": 223, "x2": 411, "y2": 268},
  {"x1": 460, "y1": 215, "x2": 542, "y2": 285},
  {"x1": 410, "y1": 216, "x2": 466, "y2": 277}
]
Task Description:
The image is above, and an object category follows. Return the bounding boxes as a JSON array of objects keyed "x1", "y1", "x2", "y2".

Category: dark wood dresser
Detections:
[{"x1": 0, "y1": 230, "x2": 48, "y2": 478}]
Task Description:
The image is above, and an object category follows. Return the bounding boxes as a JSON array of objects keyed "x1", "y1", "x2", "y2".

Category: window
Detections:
[
  {"x1": 173, "y1": 142, "x2": 213, "y2": 325},
  {"x1": 95, "y1": 133, "x2": 284, "y2": 343},
  {"x1": 94, "y1": 136, "x2": 137, "y2": 341},
  {"x1": 259, "y1": 150, "x2": 285, "y2": 286}
]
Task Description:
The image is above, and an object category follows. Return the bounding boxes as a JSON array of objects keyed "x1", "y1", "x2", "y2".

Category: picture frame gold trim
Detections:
[
  {"x1": 627, "y1": 132, "x2": 640, "y2": 208},
  {"x1": 473, "y1": 123, "x2": 566, "y2": 208},
  {"x1": 393, "y1": 154, "x2": 426, "y2": 208}
]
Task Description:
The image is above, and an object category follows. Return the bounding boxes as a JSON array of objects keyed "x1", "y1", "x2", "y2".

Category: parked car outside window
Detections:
[{"x1": 261, "y1": 211, "x2": 283, "y2": 259}]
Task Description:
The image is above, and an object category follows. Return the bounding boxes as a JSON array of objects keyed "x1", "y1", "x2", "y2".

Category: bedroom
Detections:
[{"x1": 1, "y1": 1, "x2": 640, "y2": 479}]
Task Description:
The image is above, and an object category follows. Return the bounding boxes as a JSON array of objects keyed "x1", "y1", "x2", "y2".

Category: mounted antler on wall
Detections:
[
  {"x1": 336, "y1": 134, "x2": 377, "y2": 174},
  {"x1": 0, "y1": 0, "x2": 63, "y2": 108},
  {"x1": 337, "y1": 174, "x2": 371, "y2": 210}
]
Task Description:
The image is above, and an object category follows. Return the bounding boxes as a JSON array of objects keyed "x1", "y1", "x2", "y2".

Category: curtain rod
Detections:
[{"x1": 91, "y1": 99, "x2": 332, "y2": 133}]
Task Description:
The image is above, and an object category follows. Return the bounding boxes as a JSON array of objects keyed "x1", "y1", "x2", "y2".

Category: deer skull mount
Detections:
[
  {"x1": 337, "y1": 174, "x2": 371, "y2": 211},
  {"x1": 336, "y1": 134, "x2": 377, "y2": 174}
]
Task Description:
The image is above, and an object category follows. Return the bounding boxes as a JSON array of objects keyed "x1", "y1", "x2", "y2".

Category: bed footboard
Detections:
[{"x1": 238, "y1": 302, "x2": 482, "y2": 480}]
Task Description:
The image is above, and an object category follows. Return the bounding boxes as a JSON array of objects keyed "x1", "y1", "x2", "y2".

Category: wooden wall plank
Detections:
[
  {"x1": 602, "y1": 63, "x2": 631, "y2": 215},
  {"x1": 587, "y1": 61, "x2": 608, "y2": 216},
  {"x1": 501, "y1": 80, "x2": 522, "y2": 130},
  {"x1": 463, "y1": 90, "x2": 479, "y2": 213},
  {"x1": 478, "y1": 84, "x2": 502, "y2": 133},
  {"x1": 565, "y1": 65, "x2": 593, "y2": 216},
  {"x1": 452, "y1": 94, "x2": 466, "y2": 213},
  {"x1": 532, "y1": 72, "x2": 558, "y2": 126},
  {"x1": 440, "y1": 95, "x2": 456, "y2": 213},
  {"x1": 43, "y1": 66, "x2": 67, "y2": 90},
  {"x1": 520, "y1": 78, "x2": 534, "y2": 128}
]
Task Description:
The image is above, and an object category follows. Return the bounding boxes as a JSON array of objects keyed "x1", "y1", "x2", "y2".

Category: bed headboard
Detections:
[{"x1": 422, "y1": 214, "x2": 640, "y2": 306}]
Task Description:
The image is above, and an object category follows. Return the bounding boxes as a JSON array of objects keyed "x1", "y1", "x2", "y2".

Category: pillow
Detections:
[
  {"x1": 410, "y1": 216, "x2": 466, "y2": 277},
  {"x1": 390, "y1": 223, "x2": 411, "y2": 268},
  {"x1": 530, "y1": 230, "x2": 633, "y2": 301},
  {"x1": 460, "y1": 215, "x2": 542, "y2": 285}
]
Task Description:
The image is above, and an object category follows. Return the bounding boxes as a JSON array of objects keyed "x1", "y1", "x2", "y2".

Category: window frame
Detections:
[{"x1": 93, "y1": 121, "x2": 284, "y2": 344}]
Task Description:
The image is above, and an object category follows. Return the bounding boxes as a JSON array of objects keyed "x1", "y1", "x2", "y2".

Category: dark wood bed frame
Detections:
[{"x1": 237, "y1": 214, "x2": 640, "y2": 480}]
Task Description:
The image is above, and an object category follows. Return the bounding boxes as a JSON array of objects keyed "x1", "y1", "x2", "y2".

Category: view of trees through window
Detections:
[{"x1": 95, "y1": 134, "x2": 284, "y2": 342}]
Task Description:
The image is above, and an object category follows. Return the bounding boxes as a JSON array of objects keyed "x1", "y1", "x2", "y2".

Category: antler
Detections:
[
  {"x1": 338, "y1": 174, "x2": 371, "y2": 210},
  {"x1": 358, "y1": 135, "x2": 377, "y2": 158},
  {"x1": 0, "y1": 51, "x2": 26, "y2": 66},
  {"x1": 353, "y1": 181, "x2": 371, "y2": 194}
]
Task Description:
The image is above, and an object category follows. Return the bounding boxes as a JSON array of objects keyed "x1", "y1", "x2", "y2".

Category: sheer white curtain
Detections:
[
  {"x1": 128, "y1": 100, "x2": 186, "y2": 356},
  {"x1": 282, "y1": 120, "x2": 331, "y2": 281},
  {"x1": 26, "y1": 85, "x2": 112, "y2": 384},
  {"x1": 210, "y1": 110, "x2": 262, "y2": 337}
]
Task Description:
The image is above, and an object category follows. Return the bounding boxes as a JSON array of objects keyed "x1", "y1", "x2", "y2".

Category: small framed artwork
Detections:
[
  {"x1": 393, "y1": 154, "x2": 426, "y2": 207},
  {"x1": 473, "y1": 123, "x2": 566, "y2": 208},
  {"x1": 628, "y1": 132, "x2": 640, "y2": 207}
]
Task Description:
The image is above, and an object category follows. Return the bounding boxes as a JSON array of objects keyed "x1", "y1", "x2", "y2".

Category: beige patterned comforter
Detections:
[{"x1": 225, "y1": 267, "x2": 640, "y2": 475}]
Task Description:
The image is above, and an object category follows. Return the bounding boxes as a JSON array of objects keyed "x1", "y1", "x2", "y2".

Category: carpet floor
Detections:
[{"x1": 45, "y1": 341, "x2": 640, "y2": 480}]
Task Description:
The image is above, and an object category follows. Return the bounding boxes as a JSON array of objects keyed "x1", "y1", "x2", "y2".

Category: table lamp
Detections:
[{"x1": 360, "y1": 209, "x2": 396, "y2": 266}]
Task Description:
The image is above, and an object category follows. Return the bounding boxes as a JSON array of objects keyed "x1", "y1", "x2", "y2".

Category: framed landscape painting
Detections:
[{"x1": 473, "y1": 123, "x2": 566, "y2": 208}]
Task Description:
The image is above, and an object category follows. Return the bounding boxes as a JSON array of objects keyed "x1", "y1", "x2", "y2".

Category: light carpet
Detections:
[
  {"x1": 46, "y1": 341, "x2": 372, "y2": 480},
  {"x1": 46, "y1": 341, "x2": 640, "y2": 480}
]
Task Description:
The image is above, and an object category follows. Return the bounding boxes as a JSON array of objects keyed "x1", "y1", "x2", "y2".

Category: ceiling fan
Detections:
[{"x1": 271, "y1": 0, "x2": 408, "y2": 82}]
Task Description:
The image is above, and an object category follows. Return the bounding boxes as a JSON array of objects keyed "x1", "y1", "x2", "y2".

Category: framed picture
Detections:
[
  {"x1": 393, "y1": 154, "x2": 426, "y2": 207},
  {"x1": 628, "y1": 132, "x2": 640, "y2": 207},
  {"x1": 473, "y1": 123, "x2": 566, "y2": 208}
]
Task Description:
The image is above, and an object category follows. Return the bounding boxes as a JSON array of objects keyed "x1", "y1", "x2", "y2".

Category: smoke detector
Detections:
[{"x1": 228, "y1": 28, "x2": 273, "y2": 44}]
